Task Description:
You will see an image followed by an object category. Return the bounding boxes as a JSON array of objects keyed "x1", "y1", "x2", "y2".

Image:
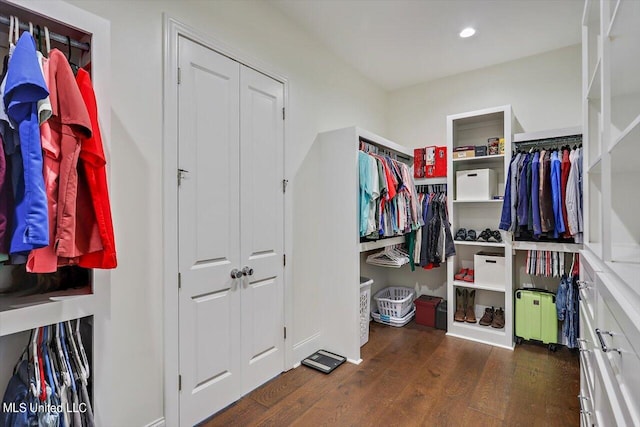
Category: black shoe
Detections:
[{"x1": 455, "y1": 228, "x2": 467, "y2": 241}]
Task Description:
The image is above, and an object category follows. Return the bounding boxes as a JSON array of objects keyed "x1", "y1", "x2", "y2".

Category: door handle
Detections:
[
  {"x1": 577, "y1": 280, "x2": 590, "y2": 290},
  {"x1": 595, "y1": 328, "x2": 621, "y2": 354},
  {"x1": 241, "y1": 266, "x2": 254, "y2": 277},
  {"x1": 230, "y1": 269, "x2": 243, "y2": 279}
]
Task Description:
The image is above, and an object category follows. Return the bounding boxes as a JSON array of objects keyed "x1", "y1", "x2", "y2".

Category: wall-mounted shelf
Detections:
[
  {"x1": 0, "y1": 289, "x2": 96, "y2": 337},
  {"x1": 452, "y1": 154, "x2": 504, "y2": 163},
  {"x1": 453, "y1": 280, "x2": 505, "y2": 293},
  {"x1": 453, "y1": 199, "x2": 503, "y2": 204},
  {"x1": 359, "y1": 236, "x2": 406, "y2": 253},
  {"x1": 414, "y1": 176, "x2": 447, "y2": 185},
  {"x1": 454, "y1": 240, "x2": 505, "y2": 248}
]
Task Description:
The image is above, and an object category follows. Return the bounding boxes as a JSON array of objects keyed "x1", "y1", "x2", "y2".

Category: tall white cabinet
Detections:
[
  {"x1": 580, "y1": 0, "x2": 640, "y2": 425},
  {"x1": 445, "y1": 105, "x2": 515, "y2": 350},
  {"x1": 293, "y1": 127, "x2": 413, "y2": 364}
]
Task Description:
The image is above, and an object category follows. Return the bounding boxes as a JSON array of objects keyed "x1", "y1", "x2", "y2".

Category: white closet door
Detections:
[
  {"x1": 177, "y1": 36, "x2": 241, "y2": 426},
  {"x1": 239, "y1": 66, "x2": 285, "y2": 394}
]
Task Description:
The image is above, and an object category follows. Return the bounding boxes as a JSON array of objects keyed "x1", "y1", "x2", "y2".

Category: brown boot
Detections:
[
  {"x1": 465, "y1": 290, "x2": 477, "y2": 323},
  {"x1": 491, "y1": 307, "x2": 505, "y2": 329},
  {"x1": 454, "y1": 288, "x2": 466, "y2": 322},
  {"x1": 479, "y1": 307, "x2": 494, "y2": 326}
]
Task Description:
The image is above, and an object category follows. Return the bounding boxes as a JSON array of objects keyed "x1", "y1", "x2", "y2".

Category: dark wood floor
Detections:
[{"x1": 204, "y1": 321, "x2": 579, "y2": 426}]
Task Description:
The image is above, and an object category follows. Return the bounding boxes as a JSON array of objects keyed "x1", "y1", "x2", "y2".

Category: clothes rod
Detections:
[
  {"x1": 514, "y1": 134, "x2": 582, "y2": 149},
  {"x1": 0, "y1": 14, "x2": 90, "y2": 51}
]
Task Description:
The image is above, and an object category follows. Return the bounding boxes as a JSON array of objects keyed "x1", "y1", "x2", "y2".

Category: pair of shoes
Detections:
[
  {"x1": 455, "y1": 228, "x2": 467, "y2": 241},
  {"x1": 454, "y1": 288, "x2": 477, "y2": 323},
  {"x1": 454, "y1": 268, "x2": 474, "y2": 282},
  {"x1": 492, "y1": 308, "x2": 505, "y2": 328},
  {"x1": 477, "y1": 228, "x2": 503, "y2": 243}
]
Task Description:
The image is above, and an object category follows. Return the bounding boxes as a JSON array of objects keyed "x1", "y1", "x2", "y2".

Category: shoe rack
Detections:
[{"x1": 446, "y1": 105, "x2": 515, "y2": 350}]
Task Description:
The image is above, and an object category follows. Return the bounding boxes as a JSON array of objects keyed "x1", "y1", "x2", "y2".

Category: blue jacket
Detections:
[
  {"x1": 499, "y1": 155, "x2": 517, "y2": 231},
  {"x1": 516, "y1": 153, "x2": 531, "y2": 227},
  {"x1": 550, "y1": 151, "x2": 565, "y2": 238},
  {"x1": 0, "y1": 360, "x2": 37, "y2": 427},
  {"x1": 531, "y1": 152, "x2": 542, "y2": 238},
  {"x1": 5, "y1": 33, "x2": 49, "y2": 254}
]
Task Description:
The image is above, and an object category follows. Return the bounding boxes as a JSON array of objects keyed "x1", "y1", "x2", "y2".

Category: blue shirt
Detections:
[
  {"x1": 4, "y1": 33, "x2": 49, "y2": 255},
  {"x1": 531, "y1": 152, "x2": 542, "y2": 238},
  {"x1": 359, "y1": 151, "x2": 372, "y2": 236},
  {"x1": 550, "y1": 151, "x2": 565, "y2": 238}
]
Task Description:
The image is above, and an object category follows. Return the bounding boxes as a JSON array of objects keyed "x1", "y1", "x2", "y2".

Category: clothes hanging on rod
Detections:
[
  {"x1": 556, "y1": 271, "x2": 579, "y2": 349},
  {"x1": 499, "y1": 140, "x2": 583, "y2": 243},
  {"x1": 525, "y1": 250, "x2": 569, "y2": 277},
  {"x1": 0, "y1": 319, "x2": 95, "y2": 427},
  {"x1": 0, "y1": 14, "x2": 90, "y2": 52},
  {"x1": 359, "y1": 145, "x2": 423, "y2": 240},
  {"x1": 407, "y1": 185, "x2": 454, "y2": 271},
  {"x1": 0, "y1": 22, "x2": 116, "y2": 273}
]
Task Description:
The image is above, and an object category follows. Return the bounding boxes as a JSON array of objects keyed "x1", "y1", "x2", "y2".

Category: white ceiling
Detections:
[{"x1": 270, "y1": 0, "x2": 584, "y2": 90}]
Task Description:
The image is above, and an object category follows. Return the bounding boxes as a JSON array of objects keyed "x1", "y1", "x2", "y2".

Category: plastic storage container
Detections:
[
  {"x1": 360, "y1": 277, "x2": 373, "y2": 346},
  {"x1": 456, "y1": 168, "x2": 497, "y2": 201},
  {"x1": 436, "y1": 300, "x2": 447, "y2": 331},
  {"x1": 414, "y1": 295, "x2": 442, "y2": 328}
]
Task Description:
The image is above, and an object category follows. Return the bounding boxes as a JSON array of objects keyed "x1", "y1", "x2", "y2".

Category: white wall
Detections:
[
  {"x1": 62, "y1": 1, "x2": 387, "y2": 425},
  {"x1": 387, "y1": 45, "x2": 582, "y2": 148}
]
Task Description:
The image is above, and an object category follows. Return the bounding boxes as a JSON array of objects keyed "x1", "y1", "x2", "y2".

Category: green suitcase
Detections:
[{"x1": 515, "y1": 289, "x2": 559, "y2": 351}]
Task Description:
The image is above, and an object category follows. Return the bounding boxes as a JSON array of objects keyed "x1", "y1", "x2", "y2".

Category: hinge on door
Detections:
[
  {"x1": 177, "y1": 67, "x2": 181, "y2": 84},
  {"x1": 178, "y1": 375, "x2": 182, "y2": 391},
  {"x1": 284, "y1": 327, "x2": 287, "y2": 340},
  {"x1": 178, "y1": 272, "x2": 181, "y2": 289},
  {"x1": 282, "y1": 179, "x2": 288, "y2": 193},
  {"x1": 282, "y1": 107, "x2": 285, "y2": 120},
  {"x1": 283, "y1": 254, "x2": 286, "y2": 267}
]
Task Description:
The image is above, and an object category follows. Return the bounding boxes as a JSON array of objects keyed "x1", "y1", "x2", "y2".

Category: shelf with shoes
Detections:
[{"x1": 446, "y1": 105, "x2": 515, "y2": 350}]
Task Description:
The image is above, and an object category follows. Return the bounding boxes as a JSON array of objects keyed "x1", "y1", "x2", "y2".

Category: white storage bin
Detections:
[
  {"x1": 474, "y1": 251, "x2": 505, "y2": 288},
  {"x1": 456, "y1": 168, "x2": 497, "y2": 201},
  {"x1": 360, "y1": 277, "x2": 373, "y2": 346}
]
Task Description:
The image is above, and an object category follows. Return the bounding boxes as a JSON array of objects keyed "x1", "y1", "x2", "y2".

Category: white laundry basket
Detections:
[{"x1": 360, "y1": 277, "x2": 373, "y2": 346}]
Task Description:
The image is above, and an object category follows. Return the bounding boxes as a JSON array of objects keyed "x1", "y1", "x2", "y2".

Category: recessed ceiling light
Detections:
[{"x1": 459, "y1": 27, "x2": 476, "y2": 38}]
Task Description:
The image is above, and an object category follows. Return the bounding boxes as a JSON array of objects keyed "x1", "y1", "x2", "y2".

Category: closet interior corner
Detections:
[{"x1": 0, "y1": 1, "x2": 112, "y2": 425}]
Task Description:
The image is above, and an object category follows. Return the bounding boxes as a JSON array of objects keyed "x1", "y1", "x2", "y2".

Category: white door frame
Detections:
[{"x1": 162, "y1": 16, "x2": 292, "y2": 426}]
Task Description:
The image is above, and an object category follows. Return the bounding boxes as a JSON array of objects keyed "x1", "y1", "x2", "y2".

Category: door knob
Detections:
[
  {"x1": 242, "y1": 266, "x2": 254, "y2": 276},
  {"x1": 230, "y1": 269, "x2": 243, "y2": 279}
]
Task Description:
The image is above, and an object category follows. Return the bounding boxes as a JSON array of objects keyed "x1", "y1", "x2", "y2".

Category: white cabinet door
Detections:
[
  {"x1": 239, "y1": 66, "x2": 285, "y2": 394},
  {"x1": 178, "y1": 36, "x2": 241, "y2": 426}
]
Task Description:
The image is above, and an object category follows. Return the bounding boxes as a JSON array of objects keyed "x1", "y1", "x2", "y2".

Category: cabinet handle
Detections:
[
  {"x1": 467, "y1": 173, "x2": 478, "y2": 177},
  {"x1": 241, "y1": 266, "x2": 254, "y2": 277},
  {"x1": 577, "y1": 338, "x2": 589, "y2": 353},
  {"x1": 230, "y1": 269, "x2": 243, "y2": 279},
  {"x1": 595, "y1": 328, "x2": 621, "y2": 354},
  {"x1": 578, "y1": 395, "x2": 591, "y2": 416},
  {"x1": 577, "y1": 280, "x2": 590, "y2": 290}
]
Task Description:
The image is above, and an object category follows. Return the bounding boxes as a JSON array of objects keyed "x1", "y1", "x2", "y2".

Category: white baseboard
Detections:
[{"x1": 144, "y1": 417, "x2": 166, "y2": 427}]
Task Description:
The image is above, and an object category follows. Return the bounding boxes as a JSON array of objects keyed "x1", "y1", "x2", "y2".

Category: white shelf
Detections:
[
  {"x1": 587, "y1": 59, "x2": 602, "y2": 100},
  {"x1": 454, "y1": 240, "x2": 505, "y2": 248},
  {"x1": 609, "y1": 112, "x2": 640, "y2": 156},
  {"x1": 586, "y1": 242, "x2": 603, "y2": 259},
  {"x1": 450, "y1": 321, "x2": 506, "y2": 336},
  {"x1": 514, "y1": 126, "x2": 582, "y2": 143},
  {"x1": 0, "y1": 287, "x2": 95, "y2": 337},
  {"x1": 588, "y1": 156, "x2": 602, "y2": 174},
  {"x1": 453, "y1": 280, "x2": 505, "y2": 293},
  {"x1": 414, "y1": 176, "x2": 447, "y2": 185},
  {"x1": 452, "y1": 154, "x2": 504, "y2": 163},
  {"x1": 606, "y1": 261, "x2": 640, "y2": 292},
  {"x1": 453, "y1": 199, "x2": 503, "y2": 204},
  {"x1": 512, "y1": 241, "x2": 583, "y2": 253},
  {"x1": 359, "y1": 236, "x2": 405, "y2": 253},
  {"x1": 607, "y1": 0, "x2": 640, "y2": 38},
  {"x1": 611, "y1": 243, "x2": 640, "y2": 264}
]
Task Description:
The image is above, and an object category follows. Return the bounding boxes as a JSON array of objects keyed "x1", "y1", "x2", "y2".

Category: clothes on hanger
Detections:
[
  {"x1": 412, "y1": 186, "x2": 455, "y2": 270},
  {"x1": 556, "y1": 272, "x2": 579, "y2": 349},
  {"x1": 499, "y1": 145, "x2": 583, "y2": 243},
  {"x1": 525, "y1": 250, "x2": 568, "y2": 278},
  {"x1": 0, "y1": 23, "x2": 117, "y2": 272},
  {"x1": 0, "y1": 320, "x2": 94, "y2": 427},
  {"x1": 359, "y1": 144, "x2": 423, "y2": 240}
]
